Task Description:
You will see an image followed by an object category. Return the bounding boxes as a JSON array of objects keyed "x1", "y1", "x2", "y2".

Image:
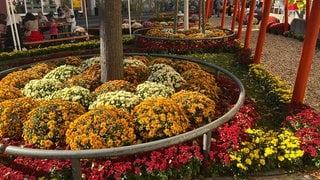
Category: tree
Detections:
[{"x1": 100, "y1": 0, "x2": 124, "y2": 83}]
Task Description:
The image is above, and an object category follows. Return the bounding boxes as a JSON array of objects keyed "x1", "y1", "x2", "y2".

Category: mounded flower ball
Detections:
[
  {"x1": 23, "y1": 79, "x2": 64, "y2": 99},
  {"x1": 171, "y1": 90, "x2": 216, "y2": 126},
  {"x1": 43, "y1": 65, "x2": 81, "y2": 82},
  {"x1": 136, "y1": 81, "x2": 175, "y2": 100},
  {"x1": 0, "y1": 97, "x2": 39, "y2": 138},
  {"x1": 23, "y1": 100, "x2": 86, "y2": 149},
  {"x1": 47, "y1": 86, "x2": 95, "y2": 109},
  {"x1": 133, "y1": 97, "x2": 189, "y2": 142},
  {"x1": 66, "y1": 105, "x2": 137, "y2": 150},
  {"x1": 89, "y1": 90, "x2": 141, "y2": 112}
]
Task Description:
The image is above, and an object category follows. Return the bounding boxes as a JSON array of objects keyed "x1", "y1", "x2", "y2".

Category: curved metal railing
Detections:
[{"x1": 0, "y1": 53, "x2": 245, "y2": 179}]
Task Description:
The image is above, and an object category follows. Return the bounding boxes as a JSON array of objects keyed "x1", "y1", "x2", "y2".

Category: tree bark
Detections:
[{"x1": 100, "y1": 0, "x2": 123, "y2": 83}]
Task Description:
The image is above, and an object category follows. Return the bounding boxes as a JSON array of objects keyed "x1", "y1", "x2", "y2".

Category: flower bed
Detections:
[
  {"x1": 133, "y1": 26, "x2": 236, "y2": 54},
  {"x1": 0, "y1": 53, "x2": 320, "y2": 179}
]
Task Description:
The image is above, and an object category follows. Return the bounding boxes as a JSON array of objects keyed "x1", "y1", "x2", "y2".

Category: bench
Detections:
[{"x1": 23, "y1": 34, "x2": 95, "y2": 48}]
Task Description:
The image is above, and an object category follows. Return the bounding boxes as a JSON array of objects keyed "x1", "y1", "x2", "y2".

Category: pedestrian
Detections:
[
  {"x1": 37, "y1": 11, "x2": 49, "y2": 33},
  {"x1": 49, "y1": 18, "x2": 58, "y2": 39},
  {"x1": 23, "y1": 12, "x2": 44, "y2": 42},
  {"x1": 62, "y1": 5, "x2": 76, "y2": 32}
]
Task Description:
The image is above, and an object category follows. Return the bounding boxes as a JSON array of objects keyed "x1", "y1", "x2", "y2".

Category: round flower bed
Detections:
[
  {"x1": 133, "y1": 26, "x2": 236, "y2": 51},
  {"x1": 0, "y1": 54, "x2": 250, "y2": 179}
]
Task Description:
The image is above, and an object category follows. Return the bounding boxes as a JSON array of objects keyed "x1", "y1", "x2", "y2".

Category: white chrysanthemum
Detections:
[
  {"x1": 161, "y1": 28, "x2": 173, "y2": 34},
  {"x1": 89, "y1": 90, "x2": 141, "y2": 111},
  {"x1": 47, "y1": 86, "x2": 95, "y2": 108},
  {"x1": 123, "y1": 57, "x2": 147, "y2": 68},
  {"x1": 148, "y1": 69, "x2": 186, "y2": 89},
  {"x1": 23, "y1": 79, "x2": 64, "y2": 99},
  {"x1": 148, "y1": 63, "x2": 176, "y2": 73},
  {"x1": 43, "y1": 65, "x2": 81, "y2": 82},
  {"x1": 136, "y1": 81, "x2": 175, "y2": 100},
  {"x1": 79, "y1": 56, "x2": 101, "y2": 71}
]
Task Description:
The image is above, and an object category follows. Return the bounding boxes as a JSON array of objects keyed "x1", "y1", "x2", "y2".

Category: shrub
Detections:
[
  {"x1": 0, "y1": 97, "x2": 39, "y2": 138},
  {"x1": 171, "y1": 90, "x2": 216, "y2": 127},
  {"x1": 66, "y1": 105, "x2": 137, "y2": 150},
  {"x1": 94, "y1": 80, "x2": 136, "y2": 95},
  {"x1": 136, "y1": 81, "x2": 175, "y2": 100},
  {"x1": 47, "y1": 86, "x2": 95, "y2": 109},
  {"x1": 23, "y1": 79, "x2": 64, "y2": 99},
  {"x1": 89, "y1": 90, "x2": 141, "y2": 111},
  {"x1": 181, "y1": 69, "x2": 219, "y2": 101},
  {"x1": 43, "y1": 65, "x2": 81, "y2": 82},
  {"x1": 0, "y1": 83, "x2": 22, "y2": 103},
  {"x1": 23, "y1": 100, "x2": 86, "y2": 149},
  {"x1": 133, "y1": 97, "x2": 189, "y2": 142}
]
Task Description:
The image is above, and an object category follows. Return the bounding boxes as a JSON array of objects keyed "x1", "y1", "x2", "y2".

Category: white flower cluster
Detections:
[
  {"x1": 43, "y1": 65, "x2": 81, "y2": 82},
  {"x1": 132, "y1": 22, "x2": 143, "y2": 28},
  {"x1": 47, "y1": 86, "x2": 95, "y2": 108},
  {"x1": 123, "y1": 57, "x2": 147, "y2": 69},
  {"x1": 161, "y1": 28, "x2": 173, "y2": 34},
  {"x1": 79, "y1": 56, "x2": 101, "y2": 71},
  {"x1": 89, "y1": 90, "x2": 141, "y2": 111},
  {"x1": 23, "y1": 79, "x2": 64, "y2": 99},
  {"x1": 136, "y1": 81, "x2": 175, "y2": 100},
  {"x1": 148, "y1": 63, "x2": 175, "y2": 73},
  {"x1": 147, "y1": 64, "x2": 186, "y2": 89}
]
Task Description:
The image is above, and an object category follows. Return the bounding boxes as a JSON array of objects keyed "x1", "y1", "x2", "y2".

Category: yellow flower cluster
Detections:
[
  {"x1": 94, "y1": 80, "x2": 136, "y2": 95},
  {"x1": 63, "y1": 56, "x2": 82, "y2": 66},
  {"x1": 67, "y1": 63, "x2": 101, "y2": 91},
  {"x1": 172, "y1": 60, "x2": 201, "y2": 74},
  {"x1": 0, "y1": 97, "x2": 38, "y2": 138},
  {"x1": 0, "y1": 83, "x2": 22, "y2": 103},
  {"x1": 23, "y1": 100, "x2": 86, "y2": 149},
  {"x1": 0, "y1": 62, "x2": 55, "y2": 89},
  {"x1": 66, "y1": 105, "x2": 137, "y2": 150},
  {"x1": 132, "y1": 97, "x2": 189, "y2": 142},
  {"x1": 171, "y1": 90, "x2": 216, "y2": 127},
  {"x1": 229, "y1": 128, "x2": 304, "y2": 175},
  {"x1": 181, "y1": 69, "x2": 219, "y2": 101}
]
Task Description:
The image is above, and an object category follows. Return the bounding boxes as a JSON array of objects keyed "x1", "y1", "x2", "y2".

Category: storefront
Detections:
[{"x1": 0, "y1": 0, "x2": 97, "y2": 17}]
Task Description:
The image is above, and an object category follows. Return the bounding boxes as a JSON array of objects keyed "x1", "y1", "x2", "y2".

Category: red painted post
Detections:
[
  {"x1": 221, "y1": 0, "x2": 228, "y2": 28},
  {"x1": 244, "y1": 0, "x2": 256, "y2": 48},
  {"x1": 291, "y1": 0, "x2": 320, "y2": 104},
  {"x1": 236, "y1": 0, "x2": 247, "y2": 39},
  {"x1": 284, "y1": 0, "x2": 288, "y2": 32},
  {"x1": 231, "y1": 0, "x2": 239, "y2": 31},
  {"x1": 253, "y1": 0, "x2": 273, "y2": 64},
  {"x1": 206, "y1": 0, "x2": 214, "y2": 20}
]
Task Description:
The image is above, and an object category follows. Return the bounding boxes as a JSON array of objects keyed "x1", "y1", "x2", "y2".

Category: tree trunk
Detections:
[{"x1": 100, "y1": 0, "x2": 123, "y2": 83}]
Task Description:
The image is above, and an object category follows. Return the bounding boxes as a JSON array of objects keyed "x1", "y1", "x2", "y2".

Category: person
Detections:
[
  {"x1": 37, "y1": 11, "x2": 48, "y2": 26},
  {"x1": 0, "y1": 13, "x2": 6, "y2": 50},
  {"x1": 214, "y1": 0, "x2": 222, "y2": 17},
  {"x1": 37, "y1": 11, "x2": 49, "y2": 33},
  {"x1": 23, "y1": 12, "x2": 44, "y2": 42},
  {"x1": 49, "y1": 18, "x2": 58, "y2": 39},
  {"x1": 5, "y1": 10, "x2": 23, "y2": 51},
  {"x1": 62, "y1": 5, "x2": 76, "y2": 32}
]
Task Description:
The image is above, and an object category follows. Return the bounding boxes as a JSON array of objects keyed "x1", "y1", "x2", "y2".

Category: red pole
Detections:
[
  {"x1": 284, "y1": 0, "x2": 288, "y2": 31},
  {"x1": 244, "y1": 0, "x2": 256, "y2": 48},
  {"x1": 291, "y1": 0, "x2": 320, "y2": 104},
  {"x1": 206, "y1": 0, "x2": 214, "y2": 20},
  {"x1": 221, "y1": 0, "x2": 228, "y2": 28},
  {"x1": 253, "y1": 0, "x2": 273, "y2": 64},
  {"x1": 236, "y1": 0, "x2": 247, "y2": 39},
  {"x1": 231, "y1": 0, "x2": 239, "y2": 31}
]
